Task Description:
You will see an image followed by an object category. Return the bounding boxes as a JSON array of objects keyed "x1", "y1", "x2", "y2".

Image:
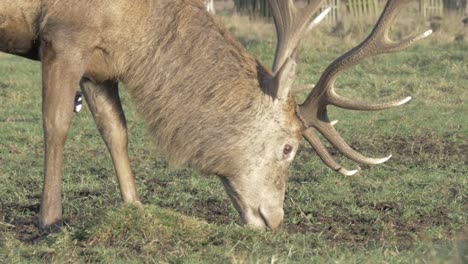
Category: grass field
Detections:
[{"x1": 1, "y1": 10, "x2": 467, "y2": 263}]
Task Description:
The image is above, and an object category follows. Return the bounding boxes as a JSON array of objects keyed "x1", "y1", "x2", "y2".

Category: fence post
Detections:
[
  {"x1": 347, "y1": 0, "x2": 379, "y2": 17},
  {"x1": 419, "y1": 0, "x2": 444, "y2": 17}
]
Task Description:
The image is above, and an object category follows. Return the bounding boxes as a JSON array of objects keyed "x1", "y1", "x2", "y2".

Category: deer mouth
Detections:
[
  {"x1": 241, "y1": 207, "x2": 284, "y2": 232},
  {"x1": 218, "y1": 176, "x2": 285, "y2": 231},
  {"x1": 259, "y1": 207, "x2": 284, "y2": 232}
]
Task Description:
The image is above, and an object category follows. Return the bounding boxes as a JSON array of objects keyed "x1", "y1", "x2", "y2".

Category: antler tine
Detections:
[
  {"x1": 296, "y1": 0, "x2": 432, "y2": 175},
  {"x1": 269, "y1": 0, "x2": 326, "y2": 73},
  {"x1": 300, "y1": 0, "x2": 432, "y2": 115},
  {"x1": 315, "y1": 122, "x2": 392, "y2": 165},
  {"x1": 303, "y1": 128, "x2": 358, "y2": 176},
  {"x1": 328, "y1": 91, "x2": 413, "y2": 111}
]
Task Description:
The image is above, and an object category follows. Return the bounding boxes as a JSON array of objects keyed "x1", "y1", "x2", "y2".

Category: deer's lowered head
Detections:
[
  {"x1": 212, "y1": 95, "x2": 303, "y2": 230},
  {"x1": 198, "y1": 0, "x2": 432, "y2": 230}
]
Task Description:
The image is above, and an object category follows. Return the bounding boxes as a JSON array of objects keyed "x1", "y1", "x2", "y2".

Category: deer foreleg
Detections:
[
  {"x1": 38, "y1": 42, "x2": 87, "y2": 230},
  {"x1": 80, "y1": 79, "x2": 140, "y2": 204}
]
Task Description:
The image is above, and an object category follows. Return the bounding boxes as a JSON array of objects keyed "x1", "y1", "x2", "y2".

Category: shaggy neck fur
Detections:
[{"x1": 120, "y1": 0, "x2": 273, "y2": 174}]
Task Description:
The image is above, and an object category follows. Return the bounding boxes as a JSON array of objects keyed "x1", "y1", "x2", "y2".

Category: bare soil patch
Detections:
[
  {"x1": 285, "y1": 202, "x2": 454, "y2": 249},
  {"x1": 297, "y1": 133, "x2": 467, "y2": 165}
]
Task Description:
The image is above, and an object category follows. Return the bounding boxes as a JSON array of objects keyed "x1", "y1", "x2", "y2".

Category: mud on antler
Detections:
[{"x1": 268, "y1": 0, "x2": 432, "y2": 175}]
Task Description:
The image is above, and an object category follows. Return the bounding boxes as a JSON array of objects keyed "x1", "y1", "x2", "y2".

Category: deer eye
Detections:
[{"x1": 283, "y1": 144, "x2": 293, "y2": 156}]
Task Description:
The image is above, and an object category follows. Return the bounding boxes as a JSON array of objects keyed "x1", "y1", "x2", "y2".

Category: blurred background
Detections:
[{"x1": 204, "y1": 0, "x2": 467, "y2": 43}]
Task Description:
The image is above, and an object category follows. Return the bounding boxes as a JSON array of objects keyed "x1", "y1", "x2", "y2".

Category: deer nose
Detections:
[
  {"x1": 241, "y1": 207, "x2": 284, "y2": 231},
  {"x1": 259, "y1": 207, "x2": 284, "y2": 231}
]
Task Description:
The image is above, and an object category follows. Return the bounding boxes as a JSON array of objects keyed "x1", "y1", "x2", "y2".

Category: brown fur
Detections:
[{"x1": 0, "y1": 0, "x2": 302, "y2": 231}]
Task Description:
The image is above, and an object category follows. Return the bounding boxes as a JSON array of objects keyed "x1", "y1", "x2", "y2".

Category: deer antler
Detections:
[
  {"x1": 296, "y1": 0, "x2": 432, "y2": 175},
  {"x1": 267, "y1": 0, "x2": 329, "y2": 100},
  {"x1": 269, "y1": 0, "x2": 329, "y2": 73},
  {"x1": 269, "y1": 0, "x2": 432, "y2": 175}
]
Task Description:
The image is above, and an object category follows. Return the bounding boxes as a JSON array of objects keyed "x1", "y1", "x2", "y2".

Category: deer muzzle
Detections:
[{"x1": 242, "y1": 207, "x2": 284, "y2": 231}]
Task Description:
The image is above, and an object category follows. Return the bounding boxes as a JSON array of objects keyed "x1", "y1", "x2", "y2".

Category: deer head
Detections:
[{"x1": 218, "y1": 0, "x2": 432, "y2": 230}]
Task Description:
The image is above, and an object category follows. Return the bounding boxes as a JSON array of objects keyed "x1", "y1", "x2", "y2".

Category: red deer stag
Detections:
[{"x1": 0, "y1": 0, "x2": 431, "y2": 231}]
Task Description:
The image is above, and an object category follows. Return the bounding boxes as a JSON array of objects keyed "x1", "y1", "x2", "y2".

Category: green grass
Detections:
[{"x1": 1, "y1": 21, "x2": 467, "y2": 263}]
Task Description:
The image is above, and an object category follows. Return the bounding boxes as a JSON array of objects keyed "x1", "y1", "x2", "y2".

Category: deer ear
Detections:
[{"x1": 267, "y1": 57, "x2": 297, "y2": 101}]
